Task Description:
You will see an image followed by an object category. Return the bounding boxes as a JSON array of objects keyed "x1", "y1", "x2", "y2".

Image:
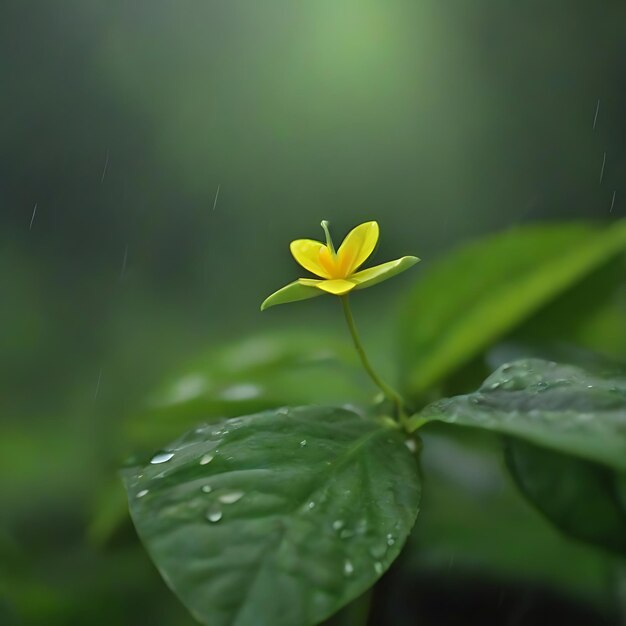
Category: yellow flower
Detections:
[{"x1": 261, "y1": 220, "x2": 419, "y2": 310}]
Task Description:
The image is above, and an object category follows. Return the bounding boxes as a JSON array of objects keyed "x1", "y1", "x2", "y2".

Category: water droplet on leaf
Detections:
[
  {"x1": 206, "y1": 507, "x2": 222, "y2": 523},
  {"x1": 150, "y1": 451, "x2": 174, "y2": 464},
  {"x1": 219, "y1": 491, "x2": 244, "y2": 504},
  {"x1": 219, "y1": 383, "x2": 262, "y2": 401}
]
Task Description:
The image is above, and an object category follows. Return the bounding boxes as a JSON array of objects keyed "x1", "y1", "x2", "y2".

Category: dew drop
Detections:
[
  {"x1": 206, "y1": 507, "x2": 223, "y2": 523},
  {"x1": 332, "y1": 520, "x2": 344, "y2": 531},
  {"x1": 150, "y1": 451, "x2": 174, "y2": 464},
  {"x1": 374, "y1": 562, "x2": 384, "y2": 575},
  {"x1": 386, "y1": 533, "x2": 395, "y2": 546},
  {"x1": 307, "y1": 501, "x2": 316, "y2": 510},
  {"x1": 201, "y1": 485, "x2": 212, "y2": 493},
  {"x1": 219, "y1": 491, "x2": 244, "y2": 504},
  {"x1": 405, "y1": 439, "x2": 417, "y2": 453},
  {"x1": 343, "y1": 560, "x2": 354, "y2": 576},
  {"x1": 219, "y1": 383, "x2": 262, "y2": 401},
  {"x1": 167, "y1": 374, "x2": 207, "y2": 404},
  {"x1": 136, "y1": 489, "x2": 149, "y2": 498},
  {"x1": 200, "y1": 453, "x2": 214, "y2": 465},
  {"x1": 339, "y1": 529, "x2": 355, "y2": 540},
  {"x1": 300, "y1": 440, "x2": 307, "y2": 447}
]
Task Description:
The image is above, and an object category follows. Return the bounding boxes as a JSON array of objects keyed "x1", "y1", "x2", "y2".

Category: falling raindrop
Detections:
[{"x1": 150, "y1": 451, "x2": 174, "y2": 465}]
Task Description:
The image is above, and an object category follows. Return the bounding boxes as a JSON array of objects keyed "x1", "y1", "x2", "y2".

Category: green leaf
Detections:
[
  {"x1": 399, "y1": 221, "x2": 626, "y2": 398},
  {"x1": 505, "y1": 438, "x2": 626, "y2": 556},
  {"x1": 93, "y1": 330, "x2": 370, "y2": 547},
  {"x1": 123, "y1": 406, "x2": 421, "y2": 626},
  {"x1": 261, "y1": 280, "x2": 324, "y2": 310},
  {"x1": 412, "y1": 358, "x2": 626, "y2": 471}
]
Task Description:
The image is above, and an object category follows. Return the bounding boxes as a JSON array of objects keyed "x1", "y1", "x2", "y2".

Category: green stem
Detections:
[{"x1": 340, "y1": 295, "x2": 408, "y2": 427}]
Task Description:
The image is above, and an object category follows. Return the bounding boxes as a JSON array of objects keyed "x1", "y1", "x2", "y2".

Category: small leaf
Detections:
[
  {"x1": 412, "y1": 358, "x2": 626, "y2": 471},
  {"x1": 261, "y1": 280, "x2": 324, "y2": 310},
  {"x1": 123, "y1": 406, "x2": 421, "y2": 626},
  {"x1": 505, "y1": 438, "x2": 626, "y2": 556},
  {"x1": 399, "y1": 221, "x2": 626, "y2": 398}
]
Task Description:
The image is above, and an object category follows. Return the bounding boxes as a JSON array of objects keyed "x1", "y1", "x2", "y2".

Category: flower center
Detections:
[{"x1": 318, "y1": 220, "x2": 352, "y2": 279}]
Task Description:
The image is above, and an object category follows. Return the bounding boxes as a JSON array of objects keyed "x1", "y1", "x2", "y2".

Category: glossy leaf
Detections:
[
  {"x1": 93, "y1": 331, "x2": 369, "y2": 546},
  {"x1": 399, "y1": 220, "x2": 626, "y2": 398},
  {"x1": 123, "y1": 406, "x2": 421, "y2": 626},
  {"x1": 505, "y1": 438, "x2": 626, "y2": 555},
  {"x1": 412, "y1": 358, "x2": 626, "y2": 471}
]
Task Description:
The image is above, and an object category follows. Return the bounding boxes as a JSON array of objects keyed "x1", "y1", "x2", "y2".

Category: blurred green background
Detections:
[{"x1": 1, "y1": 1, "x2": 625, "y2": 624}]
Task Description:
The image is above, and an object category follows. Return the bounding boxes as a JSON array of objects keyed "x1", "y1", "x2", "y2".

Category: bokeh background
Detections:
[{"x1": 1, "y1": 1, "x2": 625, "y2": 624}]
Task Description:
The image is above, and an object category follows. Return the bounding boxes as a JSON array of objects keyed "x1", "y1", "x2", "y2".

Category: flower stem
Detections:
[{"x1": 340, "y1": 295, "x2": 408, "y2": 427}]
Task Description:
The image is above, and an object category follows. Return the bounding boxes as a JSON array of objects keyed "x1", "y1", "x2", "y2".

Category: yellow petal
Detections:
[
  {"x1": 314, "y1": 279, "x2": 356, "y2": 295},
  {"x1": 297, "y1": 278, "x2": 322, "y2": 287},
  {"x1": 290, "y1": 239, "x2": 332, "y2": 278},
  {"x1": 352, "y1": 256, "x2": 420, "y2": 290},
  {"x1": 336, "y1": 221, "x2": 379, "y2": 277}
]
